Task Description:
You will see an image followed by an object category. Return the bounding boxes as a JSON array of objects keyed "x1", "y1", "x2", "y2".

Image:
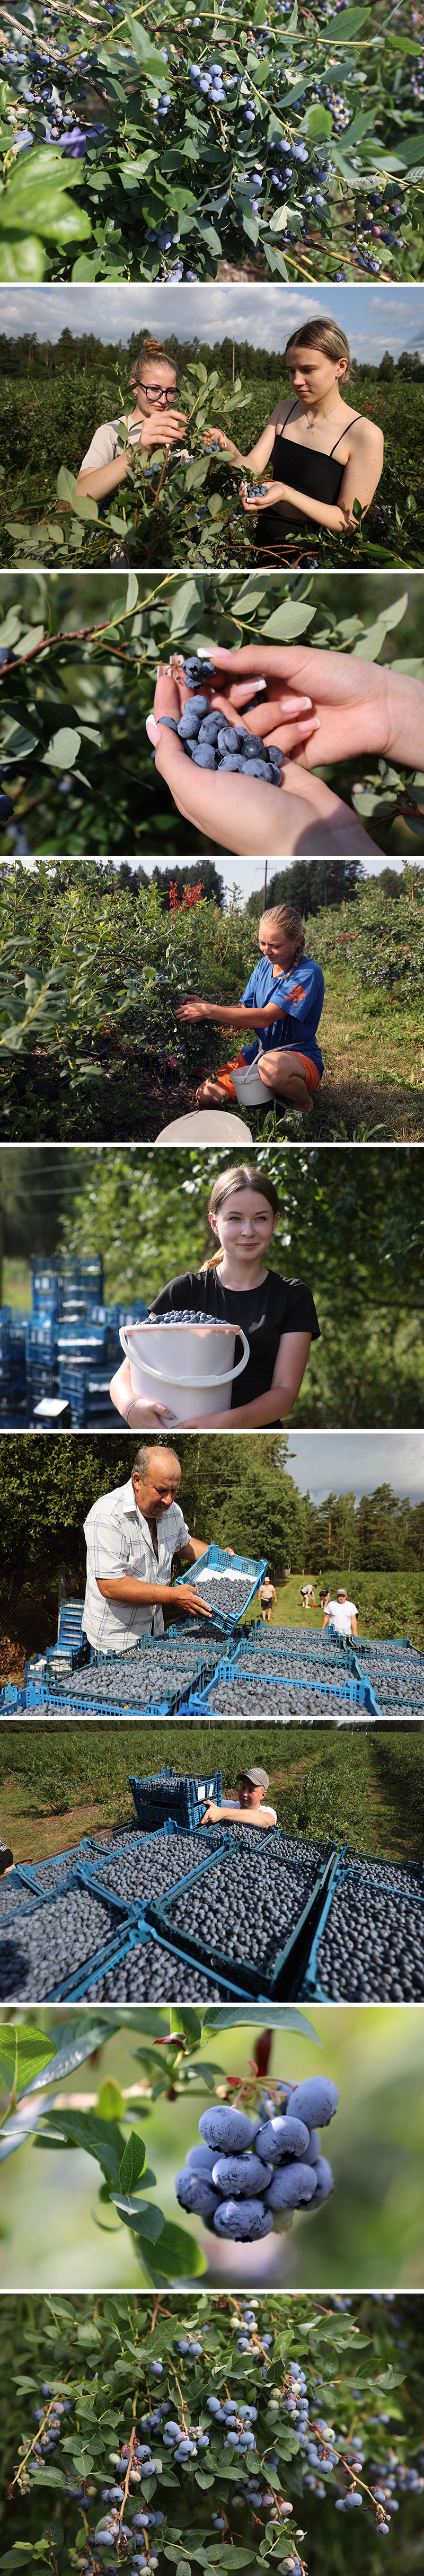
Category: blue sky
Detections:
[
  {"x1": 287, "y1": 1432, "x2": 424, "y2": 1504},
  {"x1": 3, "y1": 281, "x2": 424, "y2": 361}
]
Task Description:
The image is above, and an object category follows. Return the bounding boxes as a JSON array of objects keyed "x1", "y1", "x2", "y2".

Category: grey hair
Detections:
[{"x1": 132, "y1": 1442, "x2": 181, "y2": 1481}]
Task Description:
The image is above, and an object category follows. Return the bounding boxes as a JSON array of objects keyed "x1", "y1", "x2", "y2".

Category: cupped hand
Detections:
[
  {"x1": 239, "y1": 479, "x2": 276, "y2": 512},
  {"x1": 146, "y1": 674, "x2": 379, "y2": 856}
]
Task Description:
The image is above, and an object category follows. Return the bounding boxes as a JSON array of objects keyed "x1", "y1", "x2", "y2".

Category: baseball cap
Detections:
[{"x1": 237, "y1": 1767, "x2": 270, "y2": 1792}]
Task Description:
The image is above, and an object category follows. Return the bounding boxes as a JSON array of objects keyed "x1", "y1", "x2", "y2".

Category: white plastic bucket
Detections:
[
  {"x1": 119, "y1": 1316, "x2": 250, "y2": 1423},
  {"x1": 231, "y1": 1049, "x2": 266, "y2": 1105},
  {"x1": 156, "y1": 1109, "x2": 254, "y2": 1144}
]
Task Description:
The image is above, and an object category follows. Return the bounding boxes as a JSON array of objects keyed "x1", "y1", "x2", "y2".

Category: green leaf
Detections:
[
  {"x1": 1, "y1": 720, "x2": 39, "y2": 760},
  {"x1": 201, "y1": 2004, "x2": 322, "y2": 2040},
  {"x1": 168, "y1": 578, "x2": 205, "y2": 638},
  {"x1": 269, "y1": 206, "x2": 288, "y2": 233},
  {"x1": 28, "y1": 2469, "x2": 67, "y2": 2491},
  {"x1": 43, "y1": 728, "x2": 81, "y2": 769},
  {"x1": 119, "y1": 2130, "x2": 146, "y2": 2192},
  {"x1": 394, "y1": 131, "x2": 424, "y2": 167},
  {"x1": 0, "y1": 235, "x2": 46, "y2": 280},
  {"x1": 304, "y1": 106, "x2": 332, "y2": 138},
  {"x1": 135, "y1": 2219, "x2": 207, "y2": 2278},
  {"x1": 113, "y1": 2196, "x2": 164, "y2": 2241},
  {"x1": 97, "y1": 2080, "x2": 126, "y2": 2121},
  {"x1": 352, "y1": 622, "x2": 387, "y2": 660},
  {"x1": 119, "y1": 11, "x2": 169, "y2": 77},
  {"x1": 0, "y1": 2025, "x2": 57, "y2": 2102},
  {"x1": 325, "y1": 5, "x2": 369, "y2": 29},
  {"x1": 256, "y1": 604, "x2": 315, "y2": 643},
  {"x1": 43, "y1": 2109, "x2": 123, "y2": 2181},
  {"x1": 57, "y1": 466, "x2": 77, "y2": 507},
  {"x1": 27, "y1": 2023, "x2": 118, "y2": 2093},
  {"x1": 378, "y1": 590, "x2": 409, "y2": 631},
  {"x1": 126, "y1": 572, "x2": 139, "y2": 615}
]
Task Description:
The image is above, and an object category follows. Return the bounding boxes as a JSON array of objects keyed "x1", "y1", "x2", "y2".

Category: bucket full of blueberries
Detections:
[{"x1": 118, "y1": 1311, "x2": 250, "y2": 1421}]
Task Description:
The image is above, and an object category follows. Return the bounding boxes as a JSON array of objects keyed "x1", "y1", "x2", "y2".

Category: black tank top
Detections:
[{"x1": 270, "y1": 400, "x2": 361, "y2": 517}]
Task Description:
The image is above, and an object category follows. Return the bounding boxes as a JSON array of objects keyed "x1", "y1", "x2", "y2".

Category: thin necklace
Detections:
[{"x1": 303, "y1": 393, "x2": 344, "y2": 431}]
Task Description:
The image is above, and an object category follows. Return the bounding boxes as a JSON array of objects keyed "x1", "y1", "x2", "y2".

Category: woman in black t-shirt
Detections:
[{"x1": 109, "y1": 1162, "x2": 320, "y2": 1431}]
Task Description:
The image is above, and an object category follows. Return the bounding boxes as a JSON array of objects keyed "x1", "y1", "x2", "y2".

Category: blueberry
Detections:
[
  {"x1": 175, "y1": 2168, "x2": 220, "y2": 2215},
  {"x1": 214, "y1": 2197, "x2": 273, "y2": 2238},
  {"x1": 264, "y1": 2163, "x2": 318, "y2": 2208},
  {"x1": 189, "y1": 744, "x2": 217, "y2": 768},
  {"x1": 217, "y1": 725, "x2": 242, "y2": 752},
  {"x1": 199, "y1": 2105, "x2": 258, "y2": 2153},
  {"x1": 286, "y1": 2079, "x2": 339, "y2": 2128},
  {"x1": 241, "y1": 758, "x2": 273, "y2": 780},
  {"x1": 186, "y1": 2143, "x2": 217, "y2": 2174},
  {"x1": 256, "y1": 2116, "x2": 310, "y2": 2162},
  {"x1": 211, "y1": 2153, "x2": 273, "y2": 2195},
  {"x1": 311, "y1": 2156, "x2": 334, "y2": 2203}
]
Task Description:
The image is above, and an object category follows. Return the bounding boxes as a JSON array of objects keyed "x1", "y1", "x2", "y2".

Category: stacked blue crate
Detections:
[
  {"x1": 0, "y1": 1309, "x2": 26, "y2": 1422},
  {"x1": 25, "y1": 1319, "x2": 58, "y2": 1422}
]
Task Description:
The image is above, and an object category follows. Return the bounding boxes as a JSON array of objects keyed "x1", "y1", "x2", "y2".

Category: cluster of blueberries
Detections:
[
  {"x1": 160, "y1": 698, "x2": 284, "y2": 783},
  {"x1": 175, "y1": 2079, "x2": 338, "y2": 2241}
]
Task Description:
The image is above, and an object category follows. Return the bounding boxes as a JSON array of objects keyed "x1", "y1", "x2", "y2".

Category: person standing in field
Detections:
[
  {"x1": 322, "y1": 1588, "x2": 358, "y2": 1639},
  {"x1": 258, "y1": 1577, "x2": 277, "y2": 1623}
]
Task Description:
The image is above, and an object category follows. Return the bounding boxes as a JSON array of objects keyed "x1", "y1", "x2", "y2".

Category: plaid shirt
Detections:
[{"x1": 82, "y1": 1474, "x2": 190, "y2": 1652}]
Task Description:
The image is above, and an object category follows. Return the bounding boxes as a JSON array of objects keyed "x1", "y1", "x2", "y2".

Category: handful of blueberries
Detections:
[
  {"x1": 158, "y1": 654, "x2": 284, "y2": 782},
  {"x1": 175, "y1": 2077, "x2": 338, "y2": 2240}
]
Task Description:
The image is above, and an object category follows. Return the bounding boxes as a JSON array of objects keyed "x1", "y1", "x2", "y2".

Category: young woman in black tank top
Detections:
[{"x1": 204, "y1": 317, "x2": 384, "y2": 552}]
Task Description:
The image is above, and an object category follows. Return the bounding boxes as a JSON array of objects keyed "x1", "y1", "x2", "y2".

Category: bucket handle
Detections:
[{"x1": 118, "y1": 1322, "x2": 250, "y2": 1388}]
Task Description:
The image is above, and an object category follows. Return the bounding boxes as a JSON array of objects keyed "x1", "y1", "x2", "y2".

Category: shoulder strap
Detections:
[
  {"x1": 330, "y1": 414, "x2": 361, "y2": 454},
  {"x1": 278, "y1": 399, "x2": 298, "y2": 430}
]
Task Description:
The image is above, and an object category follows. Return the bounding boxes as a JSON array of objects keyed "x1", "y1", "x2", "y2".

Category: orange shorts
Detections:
[{"x1": 216, "y1": 1051, "x2": 321, "y2": 1099}]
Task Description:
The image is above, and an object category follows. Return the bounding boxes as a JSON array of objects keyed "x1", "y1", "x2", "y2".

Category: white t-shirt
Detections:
[
  {"x1": 224, "y1": 1800, "x2": 277, "y2": 1825},
  {"x1": 83, "y1": 1474, "x2": 189, "y2": 1652},
  {"x1": 327, "y1": 1598, "x2": 358, "y2": 1636},
  {"x1": 80, "y1": 416, "x2": 146, "y2": 472}
]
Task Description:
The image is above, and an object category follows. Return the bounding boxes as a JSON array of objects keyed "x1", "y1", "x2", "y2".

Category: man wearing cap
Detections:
[
  {"x1": 202, "y1": 1768, "x2": 277, "y2": 1831},
  {"x1": 322, "y1": 1587, "x2": 358, "y2": 1639}
]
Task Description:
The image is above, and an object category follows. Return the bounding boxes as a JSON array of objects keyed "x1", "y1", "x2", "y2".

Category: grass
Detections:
[
  {"x1": 241, "y1": 1576, "x2": 424, "y2": 1651},
  {"x1": 1, "y1": 1721, "x2": 423, "y2": 1869}
]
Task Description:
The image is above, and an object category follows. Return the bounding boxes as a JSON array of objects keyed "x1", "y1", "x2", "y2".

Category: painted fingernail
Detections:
[
  {"x1": 296, "y1": 716, "x2": 321, "y2": 734},
  {"x1": 280, "y1": 694, "x2": 312, "y2": 712},
  {"x1": 146, "y1": 715, "x2": 161, "y2": 745}
]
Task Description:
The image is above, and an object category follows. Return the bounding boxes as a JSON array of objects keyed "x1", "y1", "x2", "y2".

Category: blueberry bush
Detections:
[
  {"x1": 2, "y1": 1, "x2": 424, "y2": 285},
  {"x1": 1, "y1": 572, "x2": 423, "y2": 856},
  {"x1": 2, "y1": 2284, "x2": 424, "y2": 2576}
]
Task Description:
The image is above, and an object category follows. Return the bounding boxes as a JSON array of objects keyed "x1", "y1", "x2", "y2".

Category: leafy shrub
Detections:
[{"x1": 2, "y1": 0, "x2": 423, "y2": 284}]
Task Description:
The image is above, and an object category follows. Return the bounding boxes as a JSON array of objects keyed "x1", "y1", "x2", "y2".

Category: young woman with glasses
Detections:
[{"x1": 76, "y1": 335, "x2": 191, "y2": 503}]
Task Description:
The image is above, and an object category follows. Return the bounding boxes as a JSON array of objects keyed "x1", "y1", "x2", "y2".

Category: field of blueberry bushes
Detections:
[
  {"x1": 2, "y1": 364, "x2": 424, "y2": 571},
  {"x1": 1, "y1": 572, "x2": 423, "y2": 867},
  {"x1": 0, "y1": 860, "x2": 422, "y2": 1144},
  {"x1": 2, "y1": 1, "x2": 424, "y2": 287},
  {"x1": 0, "y1": 2008, "x2": 423, "y2": 2283},
  {"x1": 2, "y1": 1720, "x2": 423, "y2": 1864},
  {"x1": 1, "y1": 2289, "x2": 423, "y2": 2576}
]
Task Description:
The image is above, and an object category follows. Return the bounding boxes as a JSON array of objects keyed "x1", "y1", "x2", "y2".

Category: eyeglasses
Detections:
[{"x1": 136, "y1": 382, "x2": 179, "y2": 401}]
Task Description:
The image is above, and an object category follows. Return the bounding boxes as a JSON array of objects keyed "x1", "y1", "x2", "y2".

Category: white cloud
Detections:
[
  {"x1": 2, "y1": 281, "x2": 424, "y2": 359},
  {"x1": 288, "y1": 1432, "x2": 424, "y2": 1505}
]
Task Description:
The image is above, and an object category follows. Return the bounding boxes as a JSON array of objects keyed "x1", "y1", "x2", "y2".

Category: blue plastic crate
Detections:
[
  {"x1": 129, "y1": 1768, "x2": 222, "y2": 1833},
  {"x1": 173, "y1": 1542, "x2": 267, "y2": 1636},
  {"x1": 186, "y1": 1666, "x2": 381, "y2": 1715},
  {"x1": 143, "y1": 1833, "x2": 338, "y2": 2003},
  {"x1": 301, "y1": 1850, "x2": 424, "y2": 2000}
]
